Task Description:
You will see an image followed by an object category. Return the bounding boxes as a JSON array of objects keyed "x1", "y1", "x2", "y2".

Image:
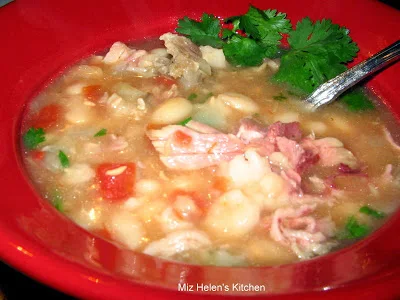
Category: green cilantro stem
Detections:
[
  {"x1": 178, "y1": 117, "x2": 192, "y2": 126},
  {"x1": 359, "y1": 206, "x2": 386, "y2": 219},
  {"x1": 273, "y1": 93, "x2": 287, "y2": 101}
]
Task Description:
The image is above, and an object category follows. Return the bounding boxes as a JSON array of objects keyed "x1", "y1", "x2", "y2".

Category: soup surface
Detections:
[{"x1": 21, "y1": 33, "x2": 400, "y2": 266}]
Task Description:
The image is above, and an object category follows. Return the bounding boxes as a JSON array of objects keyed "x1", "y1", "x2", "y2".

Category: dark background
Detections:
[{"x1": 0, "y1": 0, "x2": 398, "y2": 299}]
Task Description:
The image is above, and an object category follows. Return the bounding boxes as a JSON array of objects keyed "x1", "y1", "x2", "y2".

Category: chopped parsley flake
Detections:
[
  {"x1": 188, "y1": 93, "x2": 198, "y2": 101},
  {"x1": 338, "y1": 216, "x2": 370, "y2": 240},
  {"x1": 23, "y1": 128, "x2": 45, "y2": 150},
  {"x1": 94, "y1": 128, "x2": 107, "y2": 137},
  {"x1": 58, "y1": 151, "x2": 70, "y2": 168}
]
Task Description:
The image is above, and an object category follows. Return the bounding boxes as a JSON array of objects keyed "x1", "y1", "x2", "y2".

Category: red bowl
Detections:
[{"x1": 0, "y1": 0, "x2": 399, "y2": 299}]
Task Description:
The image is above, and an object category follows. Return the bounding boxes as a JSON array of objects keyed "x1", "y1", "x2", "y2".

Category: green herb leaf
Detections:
[
  {"x1": 188, "y1": 93, "x2": 198, "y2": 101},
  {"x1": 94, "y1": 128, "x2": 107, "y2": 137},
  {"x1": 273, "y1": 17, "x2": 359, "y2": 95},
  {"x1": 339, "y1": 89, "x2": 374, "y2": 111},
  {"x1": 178, "y1": 117, "x2": 192, "y2": 126},
  {"x1": 204, "y1": 92, "x2": 214, "y2": 101},
  {"x1": 58, "y1": 151, "x2": 70, "y2": 168},
  {"x1": 176, "y1": 13, "x2": 224, "y2": 48},
  {"x1": 338, "y1": 216, "x2": 370, "y2": 240},
  {"x1": 223, "y1": 35, "x2": 265, "y2": 66},
  {"x1": 239, "y1": 6, "x2": 291, "y2": 57},
  {"x1": 273, "y1": 93, "x2": 287, "y2": 101},
  {"x1": 359, "y1": 206, "x2": 386, "y2": 219},
  {"x1": 23, "y1": 128, "x2": 45, "y2": 150}
]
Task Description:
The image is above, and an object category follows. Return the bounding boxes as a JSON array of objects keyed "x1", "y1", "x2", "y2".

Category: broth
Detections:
[{"x1": 21, "y1": 35, "x2": 400, "y2": 266}]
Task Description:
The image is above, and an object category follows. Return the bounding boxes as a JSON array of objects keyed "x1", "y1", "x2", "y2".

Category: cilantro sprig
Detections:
[
  {"x1": 176, "y1": 6, "x2": 291, "y2": 67},
  {"x1": 175, "y1": 5, "x2": 373, "y2": 111},
  {"x1": 23, "y1": 128, "x2": 45, "y2": 150},
  {"x1": 273, "y1": 18, "x2": 360, "y2": 93},
  {"x1": 177, "y1": 13, "x2": 224, "y2": 48}
]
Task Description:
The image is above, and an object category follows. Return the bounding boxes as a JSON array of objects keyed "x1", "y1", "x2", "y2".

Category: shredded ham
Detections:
[
  {"x1": 270, "y1": 204, "x2": 337, "y2": 259},
  {"x1": 146, "y1": 121, "x2": 245, "y2": 170}
]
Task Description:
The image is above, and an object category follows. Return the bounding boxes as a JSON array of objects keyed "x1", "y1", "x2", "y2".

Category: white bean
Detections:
[
  {"x1": 150, "y1": 97, "x2": 193, "y2": 125},
  {"x1": 268, "y1": 152, "x2": 291, "y2": 170},
  {"x1": 217, "y1": 93, "x2": 259, "y2": 115},
  {"x1": 105, "y1": 210, "x2": 145, "y2": 250},
  {"x1": 61, "y1": 163, "x2": 95, "y2": 185},
  {"x1": 68, "y1": 65, "x2": 103, "y2": 79},
  {"x1": 159, "y1": 207, "x2": 193, "y2": 233},
  {"x1": 143, "y1": 230, "x2": 211, "y2": 258},
  {"x1": 221, "y1": 150, "x2": 270, "y2": 188},
  {"x1": 204, "y1": 189, "x2": 260, "y2": 239},
  {"x1": 200, "y1": 46, "x2": 227, "y2": 69},
  {"x1": 274, "y1": 111, "x2": 299, "y2": 123},
  {"x1": 305, "y1": 121, "x2": 328, "y2": 135},
  {"x1": 65, "y1": 98, "x2": 93, "y2": 124},
  {"x1": 64, "y1": 82, "x2": 87, "y2": 95},
  {"x1": 136, "y1": 179, "x2": 161, "y2": 197}
]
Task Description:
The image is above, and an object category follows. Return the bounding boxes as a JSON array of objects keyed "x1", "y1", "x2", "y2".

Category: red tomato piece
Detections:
[
  {"x1": 154, "y1": 76, "x2": 176, "y2": 87},
  {"x1": 32, "y1": 104, "x2": 62, "y2": 129},
  {"x1": 173, "y1": 130, "x2": 192, "y2": 147},
  {"x1": 31, "y1": 150, "x2": 45, "y2": 161},
  {"x1": 82, "y1": 85, "x2": 104, "y2": 102},
  {"x1": 96, "y1": 163, "x2": 136, "y2": 201}
]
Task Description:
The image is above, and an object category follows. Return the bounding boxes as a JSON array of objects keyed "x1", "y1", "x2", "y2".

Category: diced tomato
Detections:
[
  {"x1": 96, "y1": 163, "x2": 136, "y2": 201},
  {"x1": 82, "y1": 85, "x2": 104, "y2": 102},
  {"x1": 154, "y1": 76, "x2": 176, "y2": 87},
  {"x1": 173, "y1": 130, "x2": 192, "y2": 147},
  {"x1": 31, "y1": 150, "x2": 45, "y2": 161},
  {"x1": 31, "y1": 104, "x2": 62, "y2": 129}
]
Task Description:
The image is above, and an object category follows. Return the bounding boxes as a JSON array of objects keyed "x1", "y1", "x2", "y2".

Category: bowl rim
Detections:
[{"x1": 1, "y1": 0, "x2": 400, "y2": 299}]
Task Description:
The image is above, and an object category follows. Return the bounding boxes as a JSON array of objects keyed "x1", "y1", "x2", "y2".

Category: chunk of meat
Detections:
[
  {"x1": 236, "y1": 118, "x2": 269, "y2": 143},
  {"x1": 276, "y1": 137, "x2": 305, "y2": 169},
  {"x1": 267, "y1": 121, "x2": 302, "y2": 143},
  {"x1": 103, "y1": 42, "x2": 171, "y2": 77},
  {"x1": 160, "y1": 33, "x2": 211, "y2": 89},
  {"x1": 146, "y1": 120, "x2": 245, "y2": 170},
  {"x1": 270, "y1": 204, "x2": 337, "y2": 259},
  {"x1": 301, "y1": 137, "x2": 358, "y2": 168},
  {"x1": 103, "y1": 42, "x2": 133, "y2": 64}
]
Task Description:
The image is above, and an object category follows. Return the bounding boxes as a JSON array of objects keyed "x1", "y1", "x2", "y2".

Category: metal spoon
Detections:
[{"x1": 304, "y1": 40, "x2": 400, "y2": 110}]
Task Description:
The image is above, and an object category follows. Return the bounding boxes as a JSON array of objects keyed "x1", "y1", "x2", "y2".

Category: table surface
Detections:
[{"x1": 0, "y1": 0, "x2": 399, "y2": 299}]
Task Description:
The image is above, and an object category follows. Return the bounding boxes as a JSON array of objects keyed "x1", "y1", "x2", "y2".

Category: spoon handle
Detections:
[{"x1": 305, "y1": 40, "x2": 400, "y2": 109}]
